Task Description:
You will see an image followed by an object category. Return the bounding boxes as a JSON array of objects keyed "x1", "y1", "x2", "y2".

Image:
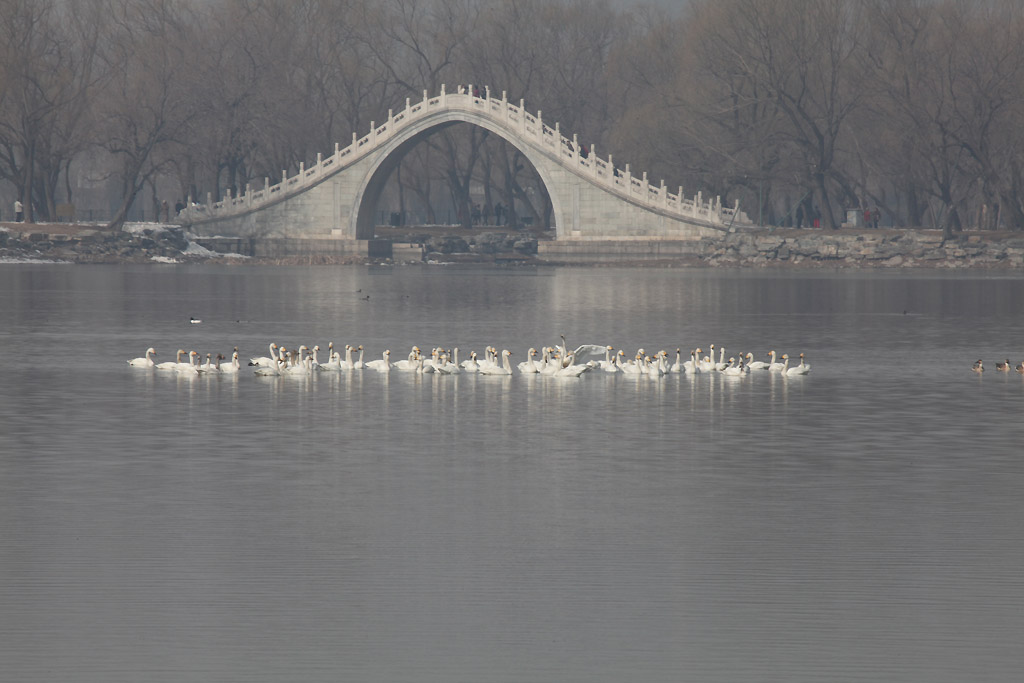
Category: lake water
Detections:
[{"x1": 1, "y1": 263, "x2": 1023, "y2": 683}]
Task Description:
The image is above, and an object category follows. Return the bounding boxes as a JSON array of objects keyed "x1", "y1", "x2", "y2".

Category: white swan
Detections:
[
  {"x1": 460, "y1": 351, "x2": 480, "y2": 373},
  {"x1": 646, "y1": 352, "x2": 668, "y2": 377},
  {"x1": 477, "y1": 346, "x2": 500, "y2": 373},
  {"x1": 177, "y1": 350, "x2": 201, "y2": 374},
  {"x1": 588, "y1": 345, "x2": 606, "y2": 369},
  {"x1": 602, "y1": 348, "x2": 622, "y2": 373},
  {"x1": 723, "y1": 357, "x2": 744, "y2": 376},
  {"x1": 308, "y1": 345, "x2": 322, "y2": 370},
  {"x1": 540, "y1": 347, "x2": 564, "y2": 375},
  {"x1": 156, "y1": 349, "x2": 185, "y2": 371},
  {"x1": 480, "y1": 349, "x2": 513, "y2": 375},
  {"x1": 421, "y1": 347, "x2": 444, "y2": 372},
  {"x1": 321, "y1": 346, "x2": 342, "y2": 371},
  {"x1": 128, "y1": 347, "x2": 157, "y2": 367},
  {"x1": 416, "y1": 353, "x2": 435, "y2": 373},
  {"x1": 218, "y1": 351, "x2": 241, "y2": 374},
  {"x1": 557, "y1": 335, "x2": 570, "y2": 368},
  {"x1": 620, "y1": 352, "x2": 643, "y2": 376},
  {"x1": 714, "y1": 346, "x2": 728, "y2": 372},
  {"x1": 658, "y1": 350, "x2": 671, "y2": 375},
  {"x1": 460, "y1": 350, "x2": 478, "y2": 371},
  {"x1": 782, "y1": 353, "x2": 811, "y2": 376},
  {"x1": 437, "y1": 348, "x2": 461, "y2": 374},
  {"x1": 518, "y1": 348, "x2": 540, "y2": 373},
  {"x1": 767, "y1": 350, "x2": 786, "y2": 372},
  {"x1": 394, "y1": 346, "x2": 420, "y2": 372},
  {"x1": 351, "y1": 345, "x2": 365, "y2": 370},
  {"x1": 249, "y1": 343, "x2": 279, "y2": 367},
  {"x1": 669, "y1": 348, "x2": 683, "y2": 374},
  {"x1": 198, "y1": 352, "x2": 218, "y2": 373},
  {"x1": 746, "y1": 352, "x2": 769, "y2": 371},
  {"x1": 568, "y1": 343, "x2": 614, "y2": 367},
  {"x1": 285, "y1": 348, "x2": 313, "y2": 376},
  {"x1": 366, "y1": 349, "x2": 392, "y2": 372},
  {"x1": 253, "y1": 355, "x2": 283, "y2": 376},
  {"x1": 699, "y1": 345, "x2": 715, "y2": 372},
  {"x1": 554, "y1": 351, "x2": 594, "y2": 378},
  {"x1": 683, "y1": 349, "x2": 700, "y2": 374},
  {"x1": 335, "y1": 344, "x2": 353, "y2": 370}
]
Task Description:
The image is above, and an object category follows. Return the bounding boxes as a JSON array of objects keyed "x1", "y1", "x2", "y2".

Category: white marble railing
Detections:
[{"x1": 181, "y1": 85, "x2": 741, "y2": 226}]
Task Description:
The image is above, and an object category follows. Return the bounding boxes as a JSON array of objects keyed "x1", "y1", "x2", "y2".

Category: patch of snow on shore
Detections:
[
  {"x1": 180, "y1": 241, "x2": 249, "y2": 259},
  {"x1": 123, "y1": 222, "x2": 177, "y2": 235},
  {"x1": 150, "y1": 255, "x2": 180, "y2": 264},
  {"x1": 1, "y1": 256, "x2": 71, "y2": 264},
  {"x1": 183, "y1": 242, "x2": 217, "y2": 257}
]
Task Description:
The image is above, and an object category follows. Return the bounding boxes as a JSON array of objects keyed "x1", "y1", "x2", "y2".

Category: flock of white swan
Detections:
[{"x1": 127, "y1": 335, "x2": 813, "y2": 378}]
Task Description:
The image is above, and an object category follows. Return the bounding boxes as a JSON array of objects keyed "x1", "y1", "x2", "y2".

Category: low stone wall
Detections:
[{"x1": 538, "y1": 230, "x2": 1024, "y2": 268}]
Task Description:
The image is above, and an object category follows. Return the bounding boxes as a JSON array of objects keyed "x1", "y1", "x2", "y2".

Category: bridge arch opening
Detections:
[{"x1": 352, "y1": 117, "x2": 562, "y2": 241}]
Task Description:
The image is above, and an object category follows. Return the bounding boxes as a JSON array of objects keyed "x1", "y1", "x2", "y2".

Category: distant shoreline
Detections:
[{"x1": 3, "y1": 222, "x2": 1024, "y2": 270}]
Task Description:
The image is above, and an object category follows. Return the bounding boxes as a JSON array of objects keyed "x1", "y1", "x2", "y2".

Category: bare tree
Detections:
[
  {"x1": 97, "y1": 0, "x2": 199, "y2": 230},
  {"x1": 0, "y1": 0, "x2": 105, "y2": 222},
  {"x1": 358, "y1": 0, "x2": 474, "y2": 95},
  {"x1": 695, "y1": 0, "x2": 865, "y2": 228},
  {"x1": 944, "y1": 0, "x2": 1024, "y2": 231}
]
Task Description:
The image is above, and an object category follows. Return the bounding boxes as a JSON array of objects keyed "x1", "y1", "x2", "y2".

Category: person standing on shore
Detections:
[
  {"x1": 872, "y1": 207, "x2": 880, "y2": 229},
  {"x1": 14, "y1": 199, "x2": 23, "y2": 222}
]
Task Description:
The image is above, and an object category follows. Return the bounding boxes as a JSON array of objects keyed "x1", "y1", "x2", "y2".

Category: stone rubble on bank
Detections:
[
  {"x1": 3, "y1": 223, "x2": 1023, "y2": 268},
  {"x1": 701, "y1": 230, "x2": 1024, "y2": 269},
  {"x1": 409, "y1": 232, "x2": 538, "y2": 258},
  {"x1": 0, "y1": 223, "x2": 248, "y2": 264}
]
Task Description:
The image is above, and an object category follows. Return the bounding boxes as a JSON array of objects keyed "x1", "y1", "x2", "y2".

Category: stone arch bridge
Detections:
[{"x1": 179, "y1": 85, "x2": 749, "y2": 256}]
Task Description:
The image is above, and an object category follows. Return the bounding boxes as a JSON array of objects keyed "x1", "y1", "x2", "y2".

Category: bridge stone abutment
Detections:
[{"x1": 180, "y1": 87, "x2": 748, "y2": 250}]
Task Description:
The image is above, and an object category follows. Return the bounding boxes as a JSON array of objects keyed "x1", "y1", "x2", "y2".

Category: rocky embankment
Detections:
[
  {"x1": 411, "y1": 232, "x2": 539, "y2": 262},
  {"x1": 3, "y1": 222, "x2": 1024, "y2": 269},
  {"x1": 0, "y1": 224, "x2": 539, "y2": 265},
  {"x1": 543, "y1": 229, "x2": 1024, "y2": 269},
  {"x1": 701, "y1": 229, "x2": 1024, "y2": 269},
  {"x1": 0, "y1": 223, "x2": 238, "y2": 264}
]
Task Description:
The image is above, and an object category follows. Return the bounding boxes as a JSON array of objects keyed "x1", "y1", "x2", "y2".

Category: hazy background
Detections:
[{"x1": 2, "y1": 0, "x2": 1022, "y2": 237}]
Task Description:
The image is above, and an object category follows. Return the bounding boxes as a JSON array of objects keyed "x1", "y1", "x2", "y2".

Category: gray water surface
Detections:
[{"x1": 2, "y1": 264, "x2": 1023, "y2": 683}]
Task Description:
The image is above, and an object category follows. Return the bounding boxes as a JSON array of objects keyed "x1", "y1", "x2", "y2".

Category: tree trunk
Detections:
[
  {"x1": 814, "y1": 173, "x2": 836, "y2": 229},
  {"x1": 940, "y1": 186, "x2": 962, "y2": 241},
  {"x1": 108, "y1": 156, "x2": 151, "y2": 232},
  {"x1": 64, "y1": 159, "x2": 74, "y2": 207},
  {"x1": 24, "y1": 142, "x2": 36, "y2": 224}
]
